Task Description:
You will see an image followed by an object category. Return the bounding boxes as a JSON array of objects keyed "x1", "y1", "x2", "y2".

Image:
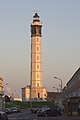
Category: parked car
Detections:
[
  {"x1": 37, "y1": 108, "x2": 62, "y2": 117},
  {"x1": 37, "y1": 107, "x2": 50, "y2": 117},
  {"x1": 44, "y1": 108, "x2": 62, "y2": 117},
  {"x1": 4, "y1": 108, "x2": 12, "y2": 114},
  {"x1": 0, "y1": 111, "x2": 9, "y2": 120},
  {"x1": 56, "y1": 108, "x2": 62, "y2": 116},
  {"x1": 11, "y1": 107, "x2": 21, "y2": 113}
]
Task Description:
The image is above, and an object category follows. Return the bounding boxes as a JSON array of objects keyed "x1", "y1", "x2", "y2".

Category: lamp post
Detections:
[
  {"x1": 30, "y1": 85, "x2": 32, "y2": 109},
  {"x1": 54, "y1": 77, "x2": 63, "y2": 92}
]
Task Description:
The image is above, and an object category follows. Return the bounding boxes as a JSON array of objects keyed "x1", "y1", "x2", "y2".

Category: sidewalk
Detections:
[{"x1": 56, "y1": 113, "x2": 80, "y2": 120}]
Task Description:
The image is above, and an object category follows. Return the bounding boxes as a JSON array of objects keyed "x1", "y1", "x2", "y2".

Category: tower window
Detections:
[
  {"x1": 37, "y1": 56, "x2": 39, "y2": 60},
  {"x1": 37, "y1": 38, "x2": 39, "y2": 42},
  {"x1": 37, "y1": 74, "x2": 39, "y2": 78},
  {"x1": 37, "y1": 65, "x2": 39, "y2": 69},
  {"x1": 37, "y1": 83, "x2": 39, "y2": 87},
  {"x1": 36, "y1": 27, "x2": 39, "y2": 34},
  {"x1": 37, "y1": 47, "x2": 39, "y2": 51}
]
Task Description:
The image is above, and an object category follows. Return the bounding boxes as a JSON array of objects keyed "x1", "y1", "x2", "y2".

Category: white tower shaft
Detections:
[{"x1": 31, "y1": 36, "x2": 42, "y2": 88}]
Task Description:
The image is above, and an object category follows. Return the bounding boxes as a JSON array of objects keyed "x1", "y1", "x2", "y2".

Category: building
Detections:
[
  {"x1": 0, "y1": 78, "x2": 4, "y2": 111},
  {"x1": 62, "y1": 67, "x2": 80, "y2": 115},
  {"x1": 22, "y1": 85, "x2": 30, "y2": 101},
  {"x1": 0, "y1": 78, "x2": 3, "y2": 95},
  {"x1": 22, "y1": 13, "x2": 47, "y2": 101}
]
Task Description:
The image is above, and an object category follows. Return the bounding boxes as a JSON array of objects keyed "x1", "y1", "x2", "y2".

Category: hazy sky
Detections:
[{"x1": 0, "y1": 0, "x2": 80, "y2": 97}]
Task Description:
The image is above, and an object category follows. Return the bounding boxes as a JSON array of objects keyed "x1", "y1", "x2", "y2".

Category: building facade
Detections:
[
  {"x1": 62, "y1": 67, "x2": 80, "y2": 115},
  {"x1": 22, "y1": 85, "x2": 30, "y2": 101},
  {"x1": 0, "y1": 78, "x2": 4, "y2": 111}
]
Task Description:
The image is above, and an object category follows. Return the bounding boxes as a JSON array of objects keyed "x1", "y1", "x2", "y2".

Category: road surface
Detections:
[{"x1": 8, "y1": 110, "x2": 80, "y2": 120}]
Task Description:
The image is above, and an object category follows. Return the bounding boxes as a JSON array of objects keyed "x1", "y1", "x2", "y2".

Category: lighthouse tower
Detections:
[{"x1": 30, "y1": 13, "x2": 47, "y2": 99}]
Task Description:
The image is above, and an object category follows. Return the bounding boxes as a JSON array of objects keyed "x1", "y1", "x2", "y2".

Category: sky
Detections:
[{"x1": 0, "y1": 0, "x2": 80, "y2": 97}]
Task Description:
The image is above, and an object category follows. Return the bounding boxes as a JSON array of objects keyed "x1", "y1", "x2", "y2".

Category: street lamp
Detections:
[{"x1": 54, "y1": 77, "x2": 63, "y2": 92}]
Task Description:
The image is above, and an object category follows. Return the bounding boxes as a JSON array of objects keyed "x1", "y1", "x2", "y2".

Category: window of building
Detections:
[
  {"x1": 37, "y1": 38, "x2": 39, "y2": 42},
  {"x1": 36, "y1": 27, "x2": 39, "y2": 34},
  {"x1": 37, "y1": 47, "x2": 39, "y2": 51},
  {"x1": 37, "y1": 83, "x2": 39, "y2": 87},
  {"x1": 37, "y1": 74, "x2": 39, "y2": 78},
  {"x1": 37, "y1": 65, "x2": 39, "y2": 69},
  {"x1": 37, "y1": 56, "x2": 39, "y2": 60}
]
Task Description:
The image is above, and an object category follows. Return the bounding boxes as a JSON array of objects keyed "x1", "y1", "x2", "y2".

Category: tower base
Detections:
[
  {"x1": 22, "y1": 86, "x2": 47, "y2": 102},
  {"x1": 31, "y1": 87, "x2": 47, "y2": 99}
]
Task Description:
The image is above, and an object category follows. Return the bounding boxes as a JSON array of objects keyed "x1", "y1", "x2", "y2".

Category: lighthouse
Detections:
[
  {"x1": 30, "y1": 13, "x2": 47, "y2": 99},
  {"x1": 22, "y1": 13, "x2": 47, "y2": 102}
]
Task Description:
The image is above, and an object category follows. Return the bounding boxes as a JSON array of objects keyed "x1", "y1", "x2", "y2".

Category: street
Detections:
[{"x1": 8, "y1": 110, "x2": 80, "y2": 120}]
